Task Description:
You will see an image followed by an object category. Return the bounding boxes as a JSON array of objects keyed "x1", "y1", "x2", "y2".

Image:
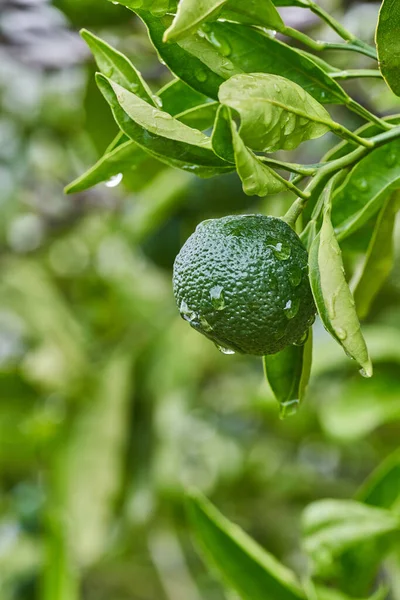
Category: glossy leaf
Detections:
[
  {"x1": 376, "y1": 0, "x2": 400, "y2": 96},
  {"x1": 112, "y1": 0, "x2": 177, "y2": 15},
  {"x1": 263, "y1": 328, "x2": 312, "y2": 418},
  {"x1": 201, "y1": 22, "x2": 349, "y2": 105},
  {"x1": 176, "y1": 101, "x2": 219, "y2": 130},
  {"x1": 332, "y1": 140, "x2": 400, "y2": 240},
  {"x1": 299, "y1": 219, "x2": 317, "y2": 250},
  {"x1": 96, "y1": 75, "x2": 233, "y2": 176},
  {"x1": 186, "y1": 490, "x2": 305, "y2": 600},
  {"x1": 230, "y1": 121, "x2": 287, "y2": 196},
  {"x1": 164, "y1": 0, "x2": 284, "y2": 41},
  {"x1": 80, "y1": 29, "x2": 155, "y2": 103},
  {"x1": 352, "y1": 192, "x2": 398, "y2": 319},
  {"x1": 211, "y1": 105, "x2": 235, "y2": 162},
  {"x1": 219, "y1": 73, "x2": 332, "y2": 152},
  {"x1": 356, "y1": 448, "x2": 400, "y2": 510},
  {"x1": 157, "y1": 78, "x2": 210, "y2": 114},
  {"x1": 136, "y1": 10, "x2": 226, "y2": 99},
  {"x1": 309, "y1": 203, "x2": 372, "y2": 377},
  {"x1": 302, "y1": 499, "x2": 400, "y2": 566}
]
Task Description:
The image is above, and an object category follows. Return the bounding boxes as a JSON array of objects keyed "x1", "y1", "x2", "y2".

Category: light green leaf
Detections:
[
  {"x1": 376, "y1": 0, "x2": 400, "y2": 96},
  {"x1": 96, "y1": 75, "x2": 233, "y2": 176},
  {"x1": 190, "y1": 21, "x2": 349, "y2": 106},
  {"x1": 136, "y1": 10, "x2": 226, "y2": 99},
  {"x1": 163, "y1": 0, "x2": 284, "y2": 41},
  {"x1": 186, "y1": 490, "x2": 305, "y2": 600},
  {"x1": 302, "y1": 499, "x2": 400, "y2": 567},
  {"x1": 219, "y1": 74, "x2": 332, "y2": 153},
  {"x1": 80, "y1": 29, "x2": 155, "y2": 103},
  {"x1": 230, "y1": 120, "x2": 287, "y2": 196},
  {"x1": 300, "y1": 219, "x2": 317, "y2": 250},
  {"x1": 263, "y1": 328, "x2": 313, "y2": 418},
  {"x1": 211, "y1": 105, "x2": 235, "y2": 162},
  {"x1": 309, "y1": 201, "x2": 372, "y2": 377},
  {"x1": 356, "y1": 448, "x2": 400, "y2": 511},
  {"x1": 351, "y1": 192, "x2": 398, "y2": 319},
  {"x1": 332, "y1": 140, "x2": 400, "y2": 240},
  {"x1": 112, "y1": 0, "x2": 177, "y2": 15}
]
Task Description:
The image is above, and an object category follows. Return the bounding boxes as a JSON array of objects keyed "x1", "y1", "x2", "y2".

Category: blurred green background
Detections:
[{"x1": 1, "y1": 1, "x2": 400, "y2": 598}]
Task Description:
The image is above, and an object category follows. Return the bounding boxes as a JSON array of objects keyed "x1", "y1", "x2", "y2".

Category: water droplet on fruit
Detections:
[
  {"x1": 269, "y1": 241, "x2": 291, "y2": 260},
  {"x1": 180, "y1": 300, "x2": 197, "y2": 323},
  {"x1": 199, "y1": 316, "x2": 213, "y2": 332},
  {"x1": 195, "y1": 69, "x2": 208, "y2": 82},
  {"x1": 336, "y1": 327, "x2": 347, "y2": 340},
  {"x1": 355, "y1": 178, "x2": 369, "y2": 191},
  {"x1": 210, "y1": 285, "x2": 225, "y2": 310},
  {"x1": 293, "y1": 330, "x2": 308, "y2": 346},
  {"x1": 284, "y1": 298, "x2": 300, "y2": 319},
  {"x1": 216, "y1": 344, "x2": 235, "y2": 355},
  {"x1": 105, "y1": 173, "x2": 123, "y2": 188},
  {"x1": 279, "y1": 398, "x2": 299, "y2": 419},
  {"x1": 289, "y1": 265, "x2": 302, "y2": 287}
]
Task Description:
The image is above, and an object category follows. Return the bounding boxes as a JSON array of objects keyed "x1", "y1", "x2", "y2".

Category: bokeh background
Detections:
[{"x1": 1, "y1": 1, "x2": 400, "y2": 598}]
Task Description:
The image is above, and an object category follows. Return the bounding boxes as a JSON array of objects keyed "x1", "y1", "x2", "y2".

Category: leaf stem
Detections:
[
  {"x1": 260, "y1": 157, "x2": 317, "y2": 176},
  {"x1": 330, "y1": 122, "x2": 374, "y2": 147},
  {"x1": 346, "y1": 99, "x2": 394, "y2": 131},
  {"x1": 331, "y1": 69, "x2": 383, "y2": 80},
  {"x1": 283, "y1": 27, "x2": 377, "y2": 60}
]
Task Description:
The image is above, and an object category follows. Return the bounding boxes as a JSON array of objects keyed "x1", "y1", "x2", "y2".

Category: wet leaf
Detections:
[
  {"x1": 352, "y1": 192, "x2": 398, "y2": 319},
  {"x1": 221, "y1": 0, "x2": 284, "y2": 30},
  {"x1": 158, "y1": 77, "x2": 210, "y2": 114},
  {"x1": 332, "y1": 140, "x2": 400, "y2": 240},
  {"x1": 80, "y1": 29, "x2": 155, "y2": 103},
  {"x1": 111, "y1": 0, "x2": 177, "y2": 15},
  {"x1": 309, "y1": 197, "x2": 372, "y2": 376},
  {"x1": 186, "y1": 490, "x2": 306, "y2": 600},
  {"x1": 263, "y1": 328, "x2": 312, "y2": 418},
  {"x1": 211, "y1": 105, "x2": 235, "y2": 162},
  {"x1": 219, "y1": 73, "x2": 332, "y2": 152},
  {"x1": 376, "y1": 0, "x2": 400, "y2": 96},
  {"x1": 176, "y1": 101, "x2": 219, "y2": 130}
]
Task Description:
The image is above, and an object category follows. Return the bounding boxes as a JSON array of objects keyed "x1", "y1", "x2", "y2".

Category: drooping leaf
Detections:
[
  {"x1": 309, "y1": 197, "x2": 372, "y2": 377},
  {"x1": 96, "y1": 75, "x2": 233, "y2": 176},
  {"x1": 80, "y1": 29, "x2": 155, "y2": 103},
  {"x1": 199, "y1": 22, "x2": 349, "y2": 105},
  {"x1": 302, "y1": 499, "x2": 400, "y2": 569},
  {"x1": 376, "y1": 0, "x2": 400, "y2": 96},
  {"x1": 111, "y1": 0, "x2": 177, "y2": 15},
  {"x1": 230, "y1": 120, "x2": 287, "y2": 195},
  {"x1": 351, "y1": 192, "x2": 398, "y2": 319},
  {"x1": 219, "y1": 73, "x2": 332, "y2": 152},
  {"x1": 263, "y1": 328, "x2": 312, "y2": 418},
  {"x1": 211, "y1": 105, "x2": 235, "y2": 162},
  {"x1": 299, "y1": 219, "x2": 317, "y2": 250},
  {"x1": 136, "y1": 10, "x2": 227, "y2": 99},
  {"x1": 163, "y1": 0, "x2": 284, "y2": 42},
  {"x1": 186, "y1": 490, "x2": 305, "y2": 600},
  {"x1": 356, "y1": 448, "x2": 400, "y2": 511}
]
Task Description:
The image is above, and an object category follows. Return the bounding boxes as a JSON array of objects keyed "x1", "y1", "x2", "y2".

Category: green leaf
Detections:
[
  {"x1": 158, "y1": 78, "x2": 210, "y2": 114},
  {"x1": 80, "y1": 29, "x2": 155, "y2": 103},
  {"x1": 176, "y1": 101, "x2": 219, "y2": 130},
  {"x1": 376, "y1": 0, "x2": 400, "y2": 96},
  {"x1": 211, "y1": 105, "x2": 235, "y2": 162},
  {"x1": 112, "y1": 0, "x2": 177, "y2": 15},
  {"x1": 230, "y1": 120, "x2": 287, "y2": 195},
  {"x1": 186, "y1": 490, "x2": 305, "y2": 600},
  {"x1": 96, "y1": 75, "x2": 233, "y2": 176},
  {"x1": 201, "y1": 22, "x2": 348, "y2": 106},
  {"x1": 219, "y1": 73, "x2": 332, "y2": 152},
  {"x1": 356, "y1": 448, "x2": 400, "y2": 511},
  {"x1": 332, "y1": 140, "x2": 400, "y2": 240},
  {"x1": 263, "y1": 328, "x2": 312, "y2": 418},
  {"x1": 136, "y1": 11, "x2": 226, "y2": 99},
  {"x1": 65, "y1": 139, "x2": 145, "y2": 194},
  {"x1": 302, "y1": 499, "x2": 400, "y2": 568},
  {"x1": 299, "y1": 219, "x2": 317, "y2": 250},
  {"x1": 351, "y1": 192, "x2": 398, "y2": 319},
  {"x1": 309, "y1": 201, "x2": 372, "y2": 377},
  {"x1": 163, "y1": 0, "x2": 284, "y2": 42}
]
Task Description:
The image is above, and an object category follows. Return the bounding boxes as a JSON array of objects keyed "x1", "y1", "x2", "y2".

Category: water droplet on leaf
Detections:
[
  {"x1": 195, "y1": 69, "x2": 207, "y2": 82},
  {"x1": 279, "y1": 399, "x2": 299, "y2": 419},
  {"x1": 355, "y1": 178, "x2": 369, "y2": 191},
  {"x1": 336, "y1": 327, "x2": 347, "y2": 340},
  {"x1": 386, "y1": 151, "x2": 397, "y2": 167},
  {"x1": 105, "y1": 173, "x2": 123, "y2": 188}
]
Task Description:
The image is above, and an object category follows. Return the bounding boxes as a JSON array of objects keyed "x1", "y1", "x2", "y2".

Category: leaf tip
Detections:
[{"x1": 359, "y1": 361, "x2": 373, "y2": 378}]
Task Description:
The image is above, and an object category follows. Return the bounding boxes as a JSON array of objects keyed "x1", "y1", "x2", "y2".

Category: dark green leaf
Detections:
[
  {"x1": 96, "y1": 75, "x2": 233, "y2": 176},
  {"x1": 80, "y1": 29, "x2": 155, "y2": 103},
  {"x1": 211, "y1": 105, "x2": 235, "y2": 162},
  {"x1": 376, "y1": 0, "x2": 400, "y2": 96},
  {"x1": 158, "y1": 78, "x2": 210, "y2": 114},
  {"x1": 186, "y1": 490, "x2": 305, "y2": 600},
  {"x1": 309, "y1": 202, "x2": 372, "y2": 377},
  {"x1": 263, "y1": 328, "x2": 312, "y2": 418},
  {"x1": 176, "y1": 101, "x2": 219, "y2": 130},
  {"x1": 112, "y1": 0, "x2": 177, "y2": 15},
  {"x1": 221, "y1": 0, "x2": 284, "y2": 30},
  {"x1": 332, "y1": 140, "x2": 400, "y2": 240},
  {"x1": 352, "y1": 192, "x2": 398, "y2": 319},
  {"x1": 230, "y1": 120, "x2": 287, "y2": 195},
  {"x1": 219, "y1": 73, "x2": 332, "y2": 152}
]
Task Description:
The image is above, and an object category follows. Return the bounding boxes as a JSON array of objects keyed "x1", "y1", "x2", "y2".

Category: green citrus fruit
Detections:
[{"x1": 173, "y1": 214, "x2": 316, "y2": 355}]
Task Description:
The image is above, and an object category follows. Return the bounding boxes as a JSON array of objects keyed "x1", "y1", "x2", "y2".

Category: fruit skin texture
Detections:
[{"x1": 173, "y1": 215, "x2": 316, "y2": 356}]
